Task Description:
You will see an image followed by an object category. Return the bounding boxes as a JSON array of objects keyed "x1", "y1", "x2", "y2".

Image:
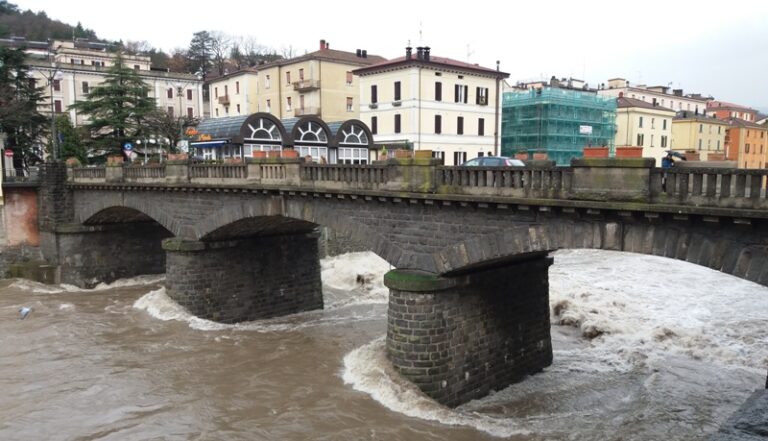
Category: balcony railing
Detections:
[
  {"x1": 292, "y1": 79, "x2": 320, "y2": 92},
  {"x1": 217, "y1": 95, "x2": 230, "y2": 105}
]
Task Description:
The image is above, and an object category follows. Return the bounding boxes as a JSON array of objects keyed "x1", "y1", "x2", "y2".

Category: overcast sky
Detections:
[{"x1": 14, "y1": 0, "x2": 768, "y2": 111}]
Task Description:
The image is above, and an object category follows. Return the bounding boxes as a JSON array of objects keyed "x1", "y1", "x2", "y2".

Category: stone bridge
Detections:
[{"x1": 34, "y1": 158, "x2": 768, "y2": 407}]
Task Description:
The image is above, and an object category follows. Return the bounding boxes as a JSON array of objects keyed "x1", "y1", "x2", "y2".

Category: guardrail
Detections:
[{"x1": 66, "y1": 159, "x2": 768, "y2": 212}]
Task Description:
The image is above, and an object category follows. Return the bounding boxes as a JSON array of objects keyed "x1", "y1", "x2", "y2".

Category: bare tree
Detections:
[
  {"x1": 209, "y1": 31, "x2": 232, "y2": 76},
  {"x1": 280, "y1": 45, "x2": 296, "y2": 60},
  {"x1": 123, "y1": 40, "x2": 153, "y2": 55}
]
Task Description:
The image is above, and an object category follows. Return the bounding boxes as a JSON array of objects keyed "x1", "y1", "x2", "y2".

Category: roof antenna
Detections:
[
  {"x1": 466, "y1": 44, "x2": 474, "y2": 62},
  {"x1": 419, "y1": 21, "x2": 423, "y2": 44}
]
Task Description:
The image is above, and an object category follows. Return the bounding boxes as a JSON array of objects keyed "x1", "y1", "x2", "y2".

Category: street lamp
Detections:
[
  {"x1": 174, "y1": 73, "x2": 203, "y2": 155},
  {"x1": 38, "y1": 63, "x2": 63, "y2": 161}
]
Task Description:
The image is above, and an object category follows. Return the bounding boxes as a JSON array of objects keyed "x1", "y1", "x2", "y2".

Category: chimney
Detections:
[
  {"x1": 652, "y1": 98, "x2": 657, "y2": 106},
  {"x1": 325, "y1": 41, "x2": 329, "y2": 50},
  {"x1": 423, "y1": 46, "x2": 430, "y2": 61},
  {"x1": 320, "y1": 39, "x2": 326, "y2": 51},
  {"x1": 356, "y1": 49, "x2": 362, "y2": 57},
  {"x1": 416, "y1": 46, "x2": 424, "y2": 60},
  {"x1": 405, "y1": 46, "x2": 412, "y2": 59},
  {"x1": 362, "y1": 49, "x2": 367, "y2": 58}
]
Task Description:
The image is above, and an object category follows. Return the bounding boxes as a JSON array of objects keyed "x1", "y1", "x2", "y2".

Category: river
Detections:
[{"x1": 0, "y1": 249, "x2": 765, "y2": 440}]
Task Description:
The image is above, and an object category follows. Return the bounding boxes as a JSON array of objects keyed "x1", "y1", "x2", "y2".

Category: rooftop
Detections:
[
  {"x1": 616, "y1": 97, "x2": 675, "y2": 113},
  {"x1": 354, "y1": 46, "x2": 508, "y2": 78}
]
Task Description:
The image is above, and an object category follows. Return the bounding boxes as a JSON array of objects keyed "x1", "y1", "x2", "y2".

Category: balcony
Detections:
[
  {"x1": 293, "y1": 79, "x2": 320, "y2": 92},
  {"x1": 295, "y1": 107, "x2": 321, "y2": 116},
  {"x1": 218, "y1": 95, "x2": 230, "y2": 105}
]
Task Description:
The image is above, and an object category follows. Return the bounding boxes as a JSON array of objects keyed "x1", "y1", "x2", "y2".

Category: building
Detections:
[
  {"x1": 723, "y1": 118, "x2": 768, "y2": 169},
  {"x1": 7, "y1": 39, "x2": 205, "y2": 142},
  {"x1": 670, "y1": 113, "x2": 729, "y2": 161},
  {"x1": 501, "y1": 87, "x2": 617, "y2": 165},
  {"x1": 615, "y1": 97, "x2": 675, "y2": 165},
  {"x1": 598, "y1": 78, "x2": 711, "y2": 115},
  {"x1": 208, "y1": 40, "x2": 385, "y2": 121},
  {"x1": 353, "y1": 46, "x2": 509, "y2": 165},
  {"x1": 707, "y1": 100, "x2": 759, "y2": 123},
  {"x1": 189, "y1": 113, "x2": 373, "y2": 164}
]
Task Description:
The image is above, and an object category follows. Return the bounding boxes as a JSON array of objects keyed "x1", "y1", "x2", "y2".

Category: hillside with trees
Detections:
[{"x1": 0, "y1": 1, "x2": 98, "y2": 42}]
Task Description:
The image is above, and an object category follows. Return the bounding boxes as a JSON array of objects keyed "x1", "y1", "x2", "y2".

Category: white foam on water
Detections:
[
  {"x1": 549, "y1": 249, "x2": 768, "y2": 373},
  {"x1": 321, "y1": 252, "x2": 391, "y2": 308},
  {"x1": 341, "y1": 337, "x2": 530, "y2": 438},
  {"x1": 9, "y1": 274, "x2": 165, "y2": 294}
]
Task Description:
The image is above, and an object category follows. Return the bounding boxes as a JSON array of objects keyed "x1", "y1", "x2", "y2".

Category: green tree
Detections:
[
  {"x1": 55, "y1": 113, "x2": 86, "y2": 163},
  {"x1": 0, "y1": 46, "x2": 47, "y2": 169},
  {"x1": 188, "y1": 31, "x2": 212, "y2": 79},
  {"x1": 69, "y1": 55, "x2": 156, "y2": 157}
]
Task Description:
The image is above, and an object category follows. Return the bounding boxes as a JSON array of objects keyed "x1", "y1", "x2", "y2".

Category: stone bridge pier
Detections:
[
  {"x1": 162, "y1": 233, "x2": 323, "y2": 323},
  {"x1": 385, "y1": 253, "x2": 554, "y2": 407}
]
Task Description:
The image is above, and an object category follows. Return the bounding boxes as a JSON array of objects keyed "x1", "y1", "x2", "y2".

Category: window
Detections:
[
  {"x1": 54, "y1": 100, "x2": 62, "y2": 113},
  {"x1": 453, "y1": 151, "x2": 467, "y2": 165},
  {"x1": 215, "y1": 108, "x2": 219, "y2": 117},
  {"x1": 698, "y1": 139, "x2": 702, "y2": 150},
  {"x1": 266, "y1": 99, "x2": 271, "y2": 112},
  {"x1": 435, "y1": 115, "x2": 442, "y2": 134},
  {"x1": 53, "y1": 79, "x2": 61, "y2": 92},
  {"x1": 346, "y1": 97, "x2": 353, "y2": 112},
  {"x1": 718, "y1": 126, "x2": 721, "y2": 134},
  {"x1": 167, "y1": 106, "x2": 174, "y2": 116},
  {"x1": 134, "y1": 65, "x2": 140, "y2": 71},
  {"x1": 454, "y1": 84, "x2": 468, "y2": 103},
  {"x1": 717, "y1": 140, "x2": 720, "y2": 150},
  {"x1": 371, "y1": 85, "x2": 378, "y2": 103},
  {"x1": 650, "y1": 134, "x2": 654, "y2": 147},
  {"x1": 457, "y1": 116, "x2": 464, "y2": 135},
  {"x1": 699, "y1": 124, "x2": 703, "y2": 133},
  {"x1": 167, "y1": 88, "x2": 173, "y2": 99},
  {"x1": 637, "y1": 133, "x2": 644, "y2": 146},
  {"x1": 236, "y1": 104, "x2": 241, "y2": 114},
  {"x1": 745, "y1": 144, "x2": 750, "y2": 153},
  {"x1": 435, "y1": 82, "x2": 442, "y2": 101},
  {"x1": 432, "y1": 151, "x2": 445, "y2": 161},
  {"x1": 187, "y1": 89, "x2": 193, "y2": 100},
  {"x1": 300, "y1": 94, "x2": 305, "y2": 110},
  {"x1": 265, "y1": 75, "x2": 271, "y2": 89},
  {"x1": 394, "y1": 81, "x2": 401, "y2": 101},
  {"x1": 663, "y1": 119, "x2": 667, "y2": 130},
  {"x1": 346, "y1": 71, "x2": 353, "y2": 85},
  {"x1": 286, "y1": 71, "x2": 291, "y2": 84},
  {"x1": 82, "y1": 81, "x2": 89, "y2": 94},
  {"x1": 371, "y1": 116, "x2": 377, "y2": 134},
  {"x1": 299, "y1": 68, "x2": 304, "y2": 81},
  {"x1": 224, "y1": 85, "x2": 228, "y2": 96},
  {"x1": 475, "y1": 87, "x2": 489, "y2": 105},
  {"x1": 338, "y1": 147, "x2": 368, "y2": 165},
  {"x1": 187, "y1": 107, "x2": 194, "y2": 118},
  {"x1": 236, "y1": 81, "x2": 240, "y2": 94},
  {"x1": 661, "y1": 135, "x2": 668, "y2": 148},
  {"x1": 478, "y1": 118, "x2": 485, "y2": 136},
  {"x1": 651, "y1": 118, "x2": 655, "y2": 129},
  {"x1": 638, "y1": 116, "x2": 643, "y2": 128},
  {"x1": 215, "y1": 87, "x2": 218, "y2": 98},
  {"x1": 394, "y1": 114, "x2": 401, "y2": 134},
  {"x1": 286, "y1": 97, "x2": 292, "y2": 111}
]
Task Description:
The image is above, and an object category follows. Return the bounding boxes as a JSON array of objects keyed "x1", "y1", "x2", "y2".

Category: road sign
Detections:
[
  {"x1": 4, "y1": 150, "x2": 13, "y2": 157},
  {"x1": 123, "y1": 143, "x2": 133, "y2": 151}
]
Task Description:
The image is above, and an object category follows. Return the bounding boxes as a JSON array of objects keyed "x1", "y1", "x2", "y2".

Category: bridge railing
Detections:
[
  {"x1": 300, "y1": 164, "x2": 388, "y2": 190},
  {"x1": 651, "y1": 168, "x2": 768, "y2": 209},
  {"x1": 124, "y1": 165, "x2": 166, "y2": 182},
  {"x1": 72, "y1": 167, "x2": 106, "y2": 182},
  {"x1": 435, "y1": 165, "x2": 570, "y2": 199},
  {"x1": 190, "y1": 164, "x2": 247, "y2": 184}
]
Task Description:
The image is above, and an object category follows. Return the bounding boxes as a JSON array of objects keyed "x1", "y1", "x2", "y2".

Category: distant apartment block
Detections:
[
  {"x1": 671, "y1": 113, "x2": 729, "y2": 161},
  {"x1": 207, "y1": 40, "x2": 385, "y2": 121},
  {"x1": 723, "y1": 118, "x2": 767, "y2": 169},
  {"x1": 615, "y1": 97, "x2": 675, "y2": 166},
  {"x1": 2, "y1": 38, "x2": 205, "y2": 129},
  {"x1": 707, "y1": 100, "x2": 759, "y2": 123},
  {"x1": 354, "y1": 46, "x2": 509, "y2": 165},
  {"x1": 598, "y1": 78, "x2": 711, "y2": 115},
  {"x1": 501, "y1": 79, "x2": 616, "y2": 165}
]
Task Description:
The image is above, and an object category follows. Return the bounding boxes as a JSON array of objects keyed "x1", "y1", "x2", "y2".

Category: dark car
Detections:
[{"x1": 461, "y1": 156, "x2": 525, "y2": 167}]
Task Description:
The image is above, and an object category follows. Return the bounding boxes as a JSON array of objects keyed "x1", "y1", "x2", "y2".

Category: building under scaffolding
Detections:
[{"x1": 501, "y1": 88, "x2": 617, "y2": 165}]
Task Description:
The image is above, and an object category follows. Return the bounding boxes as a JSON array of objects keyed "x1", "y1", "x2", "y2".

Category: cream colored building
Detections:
[
  {"x1": 615, "y1": 97, "x2": 675, "y2": 166},
  {"x1": 22, "y1": 40, "x2": 204, "y2": 130},
  {"x1": 354, "y1": 47, "x2": 509, "y2": 165},
  {"x1": 208, "y1": 40, "x2": 385, "y2": 121},
  {"x1": 671, "y1": 114, "x2": 729, "y2": 160},
  {"x1": 599, "y1": 78, "x2": 711, "y2": 115}
]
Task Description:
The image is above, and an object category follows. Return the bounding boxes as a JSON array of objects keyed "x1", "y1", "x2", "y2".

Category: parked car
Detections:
[{"x1": 461, "y1": 156, "x2": 525, "y2": 167}]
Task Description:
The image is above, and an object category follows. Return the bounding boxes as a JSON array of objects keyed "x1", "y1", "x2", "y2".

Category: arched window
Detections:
[{"x1": 296, "y1": 121, "x2": 328, "y2": 143}]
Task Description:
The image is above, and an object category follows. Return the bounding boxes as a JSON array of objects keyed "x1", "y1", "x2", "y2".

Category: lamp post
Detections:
[
  {"x1": 174, "y1": 73, "x2": 202, "y2": 155},
  {"x1": 37, "y1": 63, "x2": 63, "y2": 162}
]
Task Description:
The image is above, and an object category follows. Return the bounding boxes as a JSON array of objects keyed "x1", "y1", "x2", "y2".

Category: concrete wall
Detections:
[
  {"x1": 318, "y1": 226, "x2": 368, "y2": 258},
  {"x1": 386, "y1": 256, "x2": 553, "y2": 407},
  {"x1": 164, "y1": 233, "x2": 323, "y2": 323},
  {"x1": 2, "y1": 187, "x2": 39, "y2": 247}
]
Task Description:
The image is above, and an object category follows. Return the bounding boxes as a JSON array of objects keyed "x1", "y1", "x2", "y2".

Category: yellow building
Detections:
[
  {"x1": 671, "y1": 113, "x2": 729, "y2": 161},
  {"x1": 615, "y1": 97, "x2": 675, "y2": 165},
  {"x1": 23, "y1": 40, "x2": 204, "y2": 129},
  {"x1": 354, "y1": 46, "x2": 509, "y2": 165},
  {"x1": 208, "y1": 40, "x2": 385, "y2": 121}
]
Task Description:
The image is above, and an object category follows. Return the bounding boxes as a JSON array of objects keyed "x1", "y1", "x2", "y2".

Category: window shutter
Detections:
[
  {"x1": 454, "y1": 84, "x2": 459, "y2": 102},
  {"x1": 435, "y1": 82, "x2": 442, "y2": 101},
  {"x1": 463, "y1": 85, "x2": 468, "y2": 103}
]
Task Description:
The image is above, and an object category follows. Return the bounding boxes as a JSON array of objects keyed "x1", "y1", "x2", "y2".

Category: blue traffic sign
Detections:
[{"x1": 123, "y1": 143, "x2": 133, "y2": 151}]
